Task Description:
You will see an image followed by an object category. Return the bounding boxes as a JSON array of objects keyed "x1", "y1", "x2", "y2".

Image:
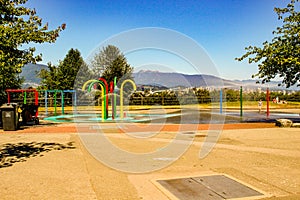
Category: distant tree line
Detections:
[
  {"x1": 224, "y1": 89, "x2": 300, "y2": 102},
  {"x1": 127, "y1": 88, "x2": 300, "y2": 106},
  {"x1": 129, "y1": 88, "x2": 213, "y2": 106}
]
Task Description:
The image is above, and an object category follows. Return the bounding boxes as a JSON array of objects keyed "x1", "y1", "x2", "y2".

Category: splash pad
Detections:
[
  {"x1": 44, "y1": 112, "x2": 183, "y2": 123},
  {"x1": 43, "y1": 77, "x2": 299, "y2": 124},
  {"x1": 44, "y1": 77, "x2": 184, "y2": 124}
]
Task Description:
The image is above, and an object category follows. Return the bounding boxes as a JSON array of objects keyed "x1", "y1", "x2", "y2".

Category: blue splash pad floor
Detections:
[
  {"x1": 43, "y1": 110, "x2": 300, "y2": 124},
  {"x1": 44, "y1": 113, "x2": 182, "y2": 123}
]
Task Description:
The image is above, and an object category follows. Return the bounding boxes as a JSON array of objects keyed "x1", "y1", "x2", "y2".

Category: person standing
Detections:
[{"x1": 258, "y1": 99, "x2": 263, "y2": 113}]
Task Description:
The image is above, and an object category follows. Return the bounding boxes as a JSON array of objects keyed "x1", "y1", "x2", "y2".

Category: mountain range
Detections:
[
  {"x1": 20, "y1": 63, "x2": 47, "y2": 88},
  {"x1": 20, "y1": 64, "x2": 298, "y2": 91},
  {"x1": 133, "y1": 70, "x2": 296, "y2": 91}
]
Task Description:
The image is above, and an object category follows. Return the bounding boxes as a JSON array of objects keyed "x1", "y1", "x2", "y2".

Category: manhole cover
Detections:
[{"x1": 157, "y1": 175, "x2": 263, "y2": 200}]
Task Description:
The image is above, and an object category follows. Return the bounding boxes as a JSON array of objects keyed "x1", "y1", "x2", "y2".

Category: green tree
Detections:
[
  {"x1": 102, "y1": 55, "x2": 133, "y2": 86},
  {"x1": 236, "y1": 0, "x2": 300, "y2": 88},
  {"x1": 225, "y1": 89, "x2": 239, "y2": 102},
  {"x1": 91, "y1": 45, "x2": 133, "y2": 86},
  {"x1": 39, "y1": 48, "x2": 91, "y2": 90},
  {"x1": 0, "y1": 0, "x2": 65, "y2": 104},
  {"x1": 195, "y1": 88, "x2": 211, "y2": 103},
  {"x1": 57, "y1": 48, "x2": 90, "y2": 90},
  {"x1": 38, "y1": 63, "x2": 59, "y2": 89}
]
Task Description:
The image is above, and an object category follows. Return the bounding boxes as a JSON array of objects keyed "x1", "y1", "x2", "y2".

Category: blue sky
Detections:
[{"x1": 25, "y1": 0, "x2": 292, "y2": 80}]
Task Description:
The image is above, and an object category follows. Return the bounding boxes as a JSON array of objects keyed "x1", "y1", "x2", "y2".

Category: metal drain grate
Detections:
[{"x1": 157, "y1": 175, "x2": 263, "y2": 200}]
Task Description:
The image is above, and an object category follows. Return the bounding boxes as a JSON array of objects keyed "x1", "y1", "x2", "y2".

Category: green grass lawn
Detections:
[{"x1": 224, "y1": 101, "x2": 300, "y2": 109}]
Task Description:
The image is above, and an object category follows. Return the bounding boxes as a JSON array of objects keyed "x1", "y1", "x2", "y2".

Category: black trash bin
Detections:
[{"x1": 1, "y1": 103, "x2": 19, "y2": 131}]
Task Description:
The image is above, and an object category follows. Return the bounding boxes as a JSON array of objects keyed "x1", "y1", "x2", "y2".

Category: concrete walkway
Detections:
[{"x1": 0, "y1": 126, "x2": 299, "y2": 199}]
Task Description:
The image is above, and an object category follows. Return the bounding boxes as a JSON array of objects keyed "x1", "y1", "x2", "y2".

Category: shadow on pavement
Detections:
[{"x1": 0, "y1": 142, "x2": 75, "y2": 168}]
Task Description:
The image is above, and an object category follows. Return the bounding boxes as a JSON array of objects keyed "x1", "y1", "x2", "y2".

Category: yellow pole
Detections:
[
  {"x1": 83, "y1": 80, "x2": 105, "y2": 122},
  {"x1": 82, "y1": 79, "x2": 98, "y2": 91},
  {"x1": 120, "y1": 79, "x2": 136, "y2": 119},
  {"x1": 100, "y1": 86, "x2": 105, "y2": 122},
  {"x1": 89, "y1": 82, "x2": 105, "y2": 122}
]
